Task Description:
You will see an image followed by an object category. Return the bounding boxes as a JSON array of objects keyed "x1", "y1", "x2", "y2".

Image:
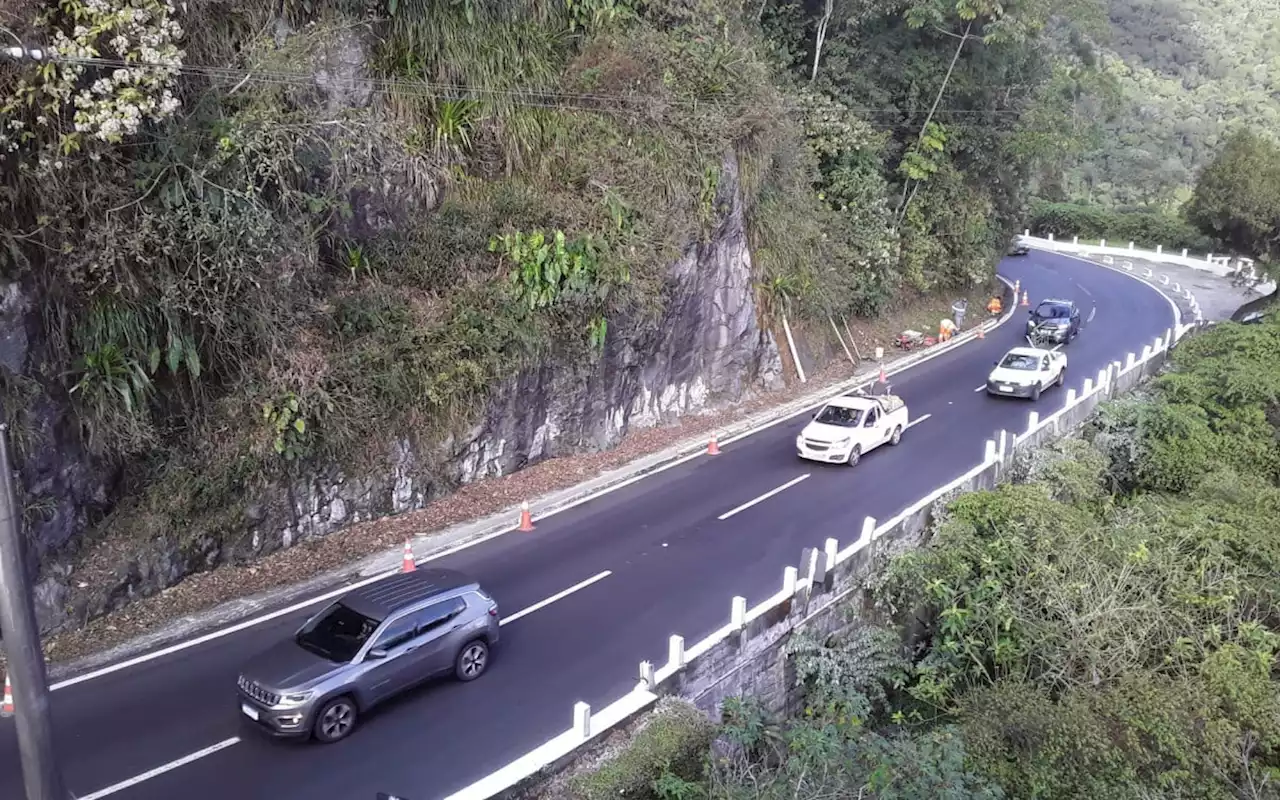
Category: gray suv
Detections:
[{"x1": 236, "y1": 568, "x2": 499, "y2": 743}]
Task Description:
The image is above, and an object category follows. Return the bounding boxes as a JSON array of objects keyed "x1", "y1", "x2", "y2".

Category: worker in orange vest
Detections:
[{"x1": 986, "y1": 295, "x2": 1003, "y2": 315}]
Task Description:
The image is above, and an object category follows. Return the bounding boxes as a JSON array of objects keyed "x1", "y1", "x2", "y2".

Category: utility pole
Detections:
[{"x1": 0, "y1": 423, "x2": 68, "y2": 800}]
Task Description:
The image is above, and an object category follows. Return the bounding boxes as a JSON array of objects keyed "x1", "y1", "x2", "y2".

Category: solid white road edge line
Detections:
[
  {"x1": 718, "y1": 475, "x2": 811, "y2": 521},
  {"x1": 76, "y1": 737, "x2": 242, "y2": 800},
  {"x1": 499, "y1": 571, "x2": 612, "y2": 627},
  {"x1": 906, "y1": 413, "x2": 932, "y2": 429},
  {"x1": 71, "y1": 574, "x2": 611, "y2": 798},
  {"x1": 53, "y1": 277, "x2": 1020, "y2": 692},
  {"x1": 973, "y1": 385, "x2": 986, "y2": 392}
]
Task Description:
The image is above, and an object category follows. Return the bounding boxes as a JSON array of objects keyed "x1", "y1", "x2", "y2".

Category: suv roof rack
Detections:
[{"x1": 341, "y1": 568, "x2": 473, "y2": 621}]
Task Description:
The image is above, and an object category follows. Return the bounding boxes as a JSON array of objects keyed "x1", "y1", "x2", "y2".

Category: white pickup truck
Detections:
[{"x1": 796, "y1": 393, "x2": 910, "y2": 466}]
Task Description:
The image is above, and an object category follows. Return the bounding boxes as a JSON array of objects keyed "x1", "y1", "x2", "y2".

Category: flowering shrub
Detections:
[{"x1": 0, "y1": 0, "x2": 185, "y2": 155}]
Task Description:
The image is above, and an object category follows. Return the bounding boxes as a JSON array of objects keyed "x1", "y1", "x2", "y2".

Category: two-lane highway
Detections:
[{"x1": 0, "y1": 250, "x2": 1177, "y2": 800}]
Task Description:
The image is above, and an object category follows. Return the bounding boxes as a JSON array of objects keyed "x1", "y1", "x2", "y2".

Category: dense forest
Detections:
[
  {"x1": 0, "y1": 0, "x2": 1109, "y2": 617},
  {"x1": 1052, "y1": 0, "x2": 1280, "y2": 208},
  {"x1": 559, "y1": 310, "x2": 1280, "y2": 800}
]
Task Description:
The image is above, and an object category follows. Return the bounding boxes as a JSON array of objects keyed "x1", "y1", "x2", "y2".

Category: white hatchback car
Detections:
[
  {"x1": 985, "y1": 346, "x2": 1067, "y2": 400},
  {"x1": 796, "y1": 393, "x2": 910, "y2": 466}
]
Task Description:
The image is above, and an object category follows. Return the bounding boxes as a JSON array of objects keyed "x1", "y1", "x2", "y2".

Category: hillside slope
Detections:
[
  {"x1": 1065, "y1": 0, "x2": 1280, "y2": 206},
  {"x1": 0, "y1": 0, "x2": 1094, "y2": 634}
]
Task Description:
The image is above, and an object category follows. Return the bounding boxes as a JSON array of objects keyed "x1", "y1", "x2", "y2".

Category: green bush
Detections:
[
  {"x1": 567, "y1": 699, "x2": 716, "y2": 800},
  {"x1": 1029, "y1": 201, "x2": 1215, "y2": 251}
]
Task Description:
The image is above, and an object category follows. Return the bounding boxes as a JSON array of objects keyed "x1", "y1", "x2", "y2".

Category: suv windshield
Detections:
[
  {"x1": 295, "y1": 602, "x2": 379, "y2": 663},
  {"x1": 1034, "y1": 303, "x2": 1070, "y2": 319},
  {"x1": 814, "y1": 405, "x2": 862, "y2": 427},
  {"x1": 999, "y1": 354, "x2": 1039, "y2": 371}
]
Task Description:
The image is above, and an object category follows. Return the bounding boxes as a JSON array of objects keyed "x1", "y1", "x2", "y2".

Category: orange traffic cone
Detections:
[
  {"x1": 976, "y1": 323, "x2": 984, "y2": 339},
  {"x1": 518, "y1": 501, "x2": 535, "y2": 532},
  {"x1": 1014, "y1": 279, "x2": 1020, "y2": 295},
  {"x1": 707, "y1": 435, "x2": 720, "y2": 456},
  {"x1": 401, "y1": 540, "x2": 416, "y2": 573},
  {"x1": 2, "y1": 674, "x2": 13, "y2": 717},
  {"x1": 878, "y1": 366, "x2": 887, "y2": 384},
  {"x1": 1020, "y1": 291, "x2": 1029, "y2": 307}
]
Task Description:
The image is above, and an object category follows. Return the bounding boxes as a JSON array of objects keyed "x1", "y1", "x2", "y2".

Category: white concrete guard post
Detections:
[
  {"x1": 639, "y1": 660, "x2": 654, "y2": 687},
  {"x1": 1097, "y1": 367, "x2": 1107, "y2": 388},
  {"x1": 984, "y1": 439, "x2": 997, "y2": 463},
  {"x1": 1127, "y1": 352, "x2": 1136, "y2": 368},
  {"x1": 783, "y1": 565, "x2": 798, "y2": 595},
  {"x1": 573, "y1": 701, "x2": 592, "y2": 739},
  {"x1": 860, "y1": 517, "x2": 875, "y2": 545},
  {"x1": 1073, "y1": 236, "x2": 1079, "y2": 245},
  {"x1": 1100, "y1": 239, "x2": 1107, "y2": 248},
  {"x1": 1083, "y1": 378, "x2": 1094, "y2": 395},
  {"x1": 1156, "y1": 245, "x2": 1163, "y2": 254},
  {"x1": 1161, "y1": 274, "x2": 1170, "y2": 286},
  {"x1": 668, "y1": 635, "x2": 685, "y2": 669},
  {"x1": 1066, "y1": 388, "x2": 1077, "y2": 405},
  {"x1": 1142, "y1": 345, "x2": 1151, "y2": 361},
  {"x1": 1164, "y1": 328, "x2": 1173, "y2": 347},
  {"x1": 1128, "y1": 241, "x2": 1134, "y2": 250},
  {"x1": 1026, "y1": 411, "x2": 1039, "y2": 434},
  {"x1": 731, "y1": 596, "x2": 747, "y2": 630},
  {"x1": 1174, "y1": 282, "x2": 1181, "y2": 292},
  {"x1": 998, "y1": 429, "x2": 1008, "y2": 462},
  {"x1": 823, "y1": 538, "x2": 839, "y2": 571},
  {"x1": 1145, "y1": 268, "x2": 1153, "y2": 278}
]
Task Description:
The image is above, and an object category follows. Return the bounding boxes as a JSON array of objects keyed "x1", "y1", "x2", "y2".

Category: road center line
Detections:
[
  {"x1": 973, "y1": 385, "x2": 986, "y2": 392},
  {"x1": 906, "y1": 413, "x2": 932, "y2": 429},
  {"x1": 79, "y1": 737, "x2": 241, "y2": 800},
  {"x1": 718, "y1": 474, "x2": 810, "y2": 521},
  {"x1": 499, "y1": 571, "x2": 612, "y2": 626}
]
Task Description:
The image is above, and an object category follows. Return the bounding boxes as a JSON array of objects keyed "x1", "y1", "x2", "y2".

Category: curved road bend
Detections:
[{"x1": 0, "y1": 250, "x2": 1176, "y2": 800}]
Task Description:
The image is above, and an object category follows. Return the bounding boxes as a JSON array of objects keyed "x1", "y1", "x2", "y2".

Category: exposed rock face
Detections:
[{"x1": 16, "y1": 26, "x2": 785, "y2": 633}]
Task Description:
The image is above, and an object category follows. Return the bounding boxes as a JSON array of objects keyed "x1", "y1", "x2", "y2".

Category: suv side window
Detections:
[
  {"x1": 371, "y1": 614, "x2": 420, "y2": 652},
  {"x1": 416, "y1": 597, "x2": 467, "y2": 636}
]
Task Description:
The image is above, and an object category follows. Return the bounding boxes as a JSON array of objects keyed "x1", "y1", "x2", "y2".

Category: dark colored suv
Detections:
[
  {"x1": 1007, "y1": 237, "x2": 1031, "y2": 256},
  {"x1": 1025, "y1": 299, "x2": 1081, "y2": 344},
  {"x1": 236, "y1": 568, "x2": 500, "y2": 743}
]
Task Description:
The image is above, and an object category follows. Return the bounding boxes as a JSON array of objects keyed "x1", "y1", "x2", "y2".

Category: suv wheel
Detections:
[
  {"x1": 456, "y1": 640, "x2": 490, "y2": 682},
  {"x1": 1030, "y1": 383, "x2": 1042, "y2": 401},
  {"x1": 1056, "y1": 368, "x2": 1066, "y2": 387},
  {"x1": 313, "y1": 696, "x2": 358, "y2": 744}
]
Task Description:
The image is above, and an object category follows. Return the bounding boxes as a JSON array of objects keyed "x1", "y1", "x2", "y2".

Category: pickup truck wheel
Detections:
[
  {"x1": 1031, "y1": 383, "x2": 1042, "y2": 401},
  {"x1": 846, "y1": 445, "x2": 862, "y2": 467},
  {"x1": 1056, "y1": 368, "x2": 1066, "y2": 387},
  {"x1": 889, "y1": 426, "x2": 902, "y2": 446}
]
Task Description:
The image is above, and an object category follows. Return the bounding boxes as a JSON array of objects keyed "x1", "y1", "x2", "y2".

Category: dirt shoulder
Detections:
[{"x1": 20, "y1": 286, "x2": 1010, "y2": 679}]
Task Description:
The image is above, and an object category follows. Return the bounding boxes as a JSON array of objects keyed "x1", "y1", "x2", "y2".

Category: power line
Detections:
[{"x1": 3, "y1": 47, "x2": 1067, "y2": 120}]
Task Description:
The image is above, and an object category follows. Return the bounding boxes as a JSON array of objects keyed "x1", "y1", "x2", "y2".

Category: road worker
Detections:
[
  {"x1": 939, "y1": 318, "x2": 957, "y2": 341},
  {"x1": 986, "y1": 295, "x2": 1003, "y2": 315}
]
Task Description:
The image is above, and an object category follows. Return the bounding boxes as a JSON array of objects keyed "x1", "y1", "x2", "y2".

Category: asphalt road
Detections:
[{"x1": 0, "y1": 250, "x2": 1177, "y2": 800}]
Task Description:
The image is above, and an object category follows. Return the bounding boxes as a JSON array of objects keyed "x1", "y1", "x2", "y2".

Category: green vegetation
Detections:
[
  {"x1": 1028, "y1": 200, "x2": 1213, "y2": 251},
  {"x1": 577, "y1": 315, "x2": 1280, "y2": 799},
  {"x1": 1187, "y1": 129, "x2": 1280, "y2": 269},
  {"x1": 1049, "y1": 0, "x2": 1280, "y2": 208},
  {"x1": 0, "y1": 0, "x2": 1105, "y2": 578}
]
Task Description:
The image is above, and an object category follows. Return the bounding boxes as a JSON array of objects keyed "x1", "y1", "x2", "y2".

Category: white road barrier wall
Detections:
[
  {"x1": 1018, "y1": 231, "x2": 1276, "y2": 300},
  {"x1": 443, "y1": 286, "x2": 1207, "y2": 800}
]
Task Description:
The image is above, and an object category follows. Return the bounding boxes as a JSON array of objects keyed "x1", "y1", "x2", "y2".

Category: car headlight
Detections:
[
  {"x1": 795, "y1": 434, "x2": 804, "y2": 447},
  {"x1": 278, "y1": 691, "x2": 314, "y2": 707},
  {"x1": 833, "y1": 436, "x2": 851, "y2": 447}
]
